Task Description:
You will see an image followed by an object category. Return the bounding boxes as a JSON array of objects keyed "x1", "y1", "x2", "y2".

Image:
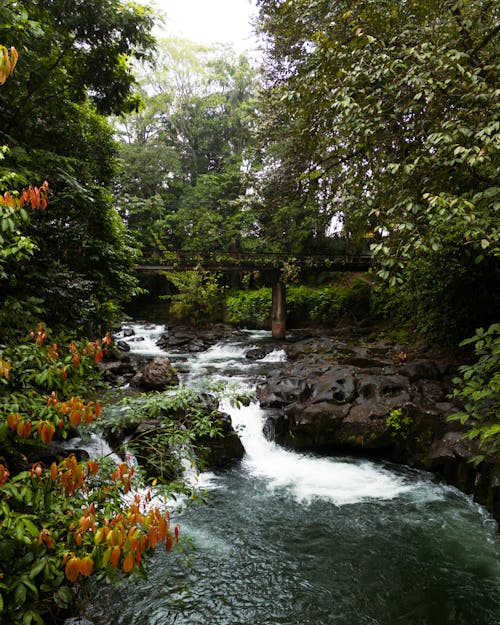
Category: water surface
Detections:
[{"x1": 84, "y1": 325, "x2": 500, "y2": 625}]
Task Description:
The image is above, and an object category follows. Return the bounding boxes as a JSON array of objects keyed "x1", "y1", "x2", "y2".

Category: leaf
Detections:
[
  {"x1": 21, "y1": 578, "x2": 39, "y2": 600},
  {"x1": 23, "y1": 610, "x2": 45, "y2": 625},
  {"x1": 29, "y1": 559, "x2": 46, "y2": 580},
  {"x1": 22, "y1": 518, "x2": 39, "y2": 538},
  {"x1": 13, "y1": 582, "x2": 27, "y2": 609},
  {"x1": 54, "y1": 585, "x2": 74, "y2": 609}
]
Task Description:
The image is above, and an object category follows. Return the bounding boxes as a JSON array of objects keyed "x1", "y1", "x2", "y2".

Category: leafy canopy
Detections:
[{"x1": 254, "y1": 0, "x2": 499, "y2": 341}]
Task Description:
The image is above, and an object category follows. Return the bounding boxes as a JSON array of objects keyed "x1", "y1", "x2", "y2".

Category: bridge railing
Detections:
[{"x1": 137, "y1": 250, "x2": 372, "y2": 272}]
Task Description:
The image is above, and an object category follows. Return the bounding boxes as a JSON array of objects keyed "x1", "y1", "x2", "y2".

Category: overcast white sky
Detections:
[{"x1": 139, "y1": 0, "x2": 259, "y2": 52}]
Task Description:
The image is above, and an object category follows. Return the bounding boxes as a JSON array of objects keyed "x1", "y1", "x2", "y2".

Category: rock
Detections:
[
  {"x1": 347, "y1": 374, "x2": 411, "y2": 422},
  {"x1": 200, "y1": 412, "x2": 245, "y2": 468},
  {"x1": 256, "y1": 375, "x2": 310, "y2": 407},
  {"x1": 134, "y1": 357, "x2": 179, "y2": 390},
  {"x1": 19, "y1": 442, "x2": 89, "y2": 472},
  {"x1": 156, "y1": 324, "x2": 242, "y2": 353},
  {"x1": 97, "y1": 354, "x2": 146, "y2": 385},
  {"x1": 246, "y1": 346, "x2": 276, "y2": 360},
  {"x1": 399, "y1": 359, "x2": 441, "y2": 381},
  {"x1": 282, "y1": 402, "x2": 350, "y2": 451},
  {"x1": 310, "y1": 366, "x2": 358, "y2": 404}
]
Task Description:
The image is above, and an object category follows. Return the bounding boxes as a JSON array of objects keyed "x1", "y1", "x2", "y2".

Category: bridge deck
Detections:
[{"x1": 136, "y1": 253, "x2": 372, "y2": 272}]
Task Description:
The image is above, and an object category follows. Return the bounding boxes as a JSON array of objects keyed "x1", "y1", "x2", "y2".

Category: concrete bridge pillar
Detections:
[{"x1": 271, "y1": 282, "x2": 286, "y2": 339}]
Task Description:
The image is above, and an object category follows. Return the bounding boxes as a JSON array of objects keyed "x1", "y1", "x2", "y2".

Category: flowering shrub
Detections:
[
  {"x1": 0, "y1": 327, "x2": 179, "y2": 624},
  {"x1": 0, "y1": 44, "x2": 179, "y2": 624}
]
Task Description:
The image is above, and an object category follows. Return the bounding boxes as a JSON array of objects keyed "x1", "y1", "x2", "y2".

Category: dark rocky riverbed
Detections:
[{"x1": 105, "y1": 323, "x2": 499, "y2": 521}]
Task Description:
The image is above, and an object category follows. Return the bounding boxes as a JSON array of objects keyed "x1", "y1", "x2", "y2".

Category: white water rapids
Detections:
[
  {"x1": 82, "y1": 322, "x2": 500, "y2": 625},
  {"x1": 116, "y1": 323, "x2": 414, "y2": 507}
]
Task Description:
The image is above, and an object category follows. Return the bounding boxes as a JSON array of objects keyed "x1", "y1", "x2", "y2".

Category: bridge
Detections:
[
  {"x1": 136, "y1": 251, "x2": 372, "y2": 339},
  {"x1": 136, "y1": 250, "x2": 372, "y2": 273}
]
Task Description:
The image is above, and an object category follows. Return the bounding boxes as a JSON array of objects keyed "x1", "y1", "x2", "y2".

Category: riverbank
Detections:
[
  {"x1": 79, "y1": 322, "x2": 500, "y2": 625},
  {"x1": 109, "y1": 322, "x2": 499, "y2": 522}
]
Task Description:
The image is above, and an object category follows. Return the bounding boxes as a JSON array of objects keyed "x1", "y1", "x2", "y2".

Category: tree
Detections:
[
  {"x1": 0, "y1": 1, "x2": 156, "y2": 337},
  {"x1": 113, "y1": 39, "x2": 261, "y2": 258},
  {"x1": 0, "y1": 50, "x2": 181, "y2": 625},
  {"x1": 254, "y1": 0, "x2": 499, "y2": 342}
]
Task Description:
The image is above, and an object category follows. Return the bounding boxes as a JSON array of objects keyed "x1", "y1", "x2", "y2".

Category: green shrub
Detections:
[
  {"x1": 162, "y1": 269, "x2": 226, "y2": 326},
  {"x1": 449, "y1": 324, "x2": 500, "y2": 465},
  {"x1": 225, "y1": 278, "x2": 372, "y2": 328},
  {"x1": 0, "y1": 327, "x2": 180, "y2": 624},
  {"x1": 225, "y1": 287, "x2": 272, "y2": 327},
  {"x1": 386, "y1": 408, "x2": 413, "y2": 440}
]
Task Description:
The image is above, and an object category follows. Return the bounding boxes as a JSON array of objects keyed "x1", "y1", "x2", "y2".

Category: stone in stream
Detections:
[
  {"x1": 131, "y1": 356, "x2": 179, "y2": 390},
  {"x1": 258, "y1": 336, "x2": 500, "y2": 521}
]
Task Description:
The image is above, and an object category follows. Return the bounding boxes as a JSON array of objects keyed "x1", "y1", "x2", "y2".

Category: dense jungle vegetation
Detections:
[{"x1": 0, "y1": 0, "x2": 498, "y2": 622}]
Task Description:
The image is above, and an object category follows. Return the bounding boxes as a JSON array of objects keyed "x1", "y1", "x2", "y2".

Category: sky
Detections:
[{"x1": 139, "y1": 0, "x2": 259, "y2": 52}]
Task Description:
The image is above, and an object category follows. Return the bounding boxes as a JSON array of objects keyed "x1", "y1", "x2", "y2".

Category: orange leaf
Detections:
[
  {"x1": 65, "y1": 556, "x2": 80, "y2": 582},
  {"x1": 7, "y1": 413, "x2": 20, "y2": 431},
  {"x1": 166, "y1": 533, "x2": 174, "y2": 552},
  {"x1": 123, "y1": 551, "x2": 134, "y2": 573},
  {"x1": 111, "y1": 545, "x2": 121, "y2": 568},
  {"x1": 78, "y1": 556, "x2": 94, "y2": 577}
]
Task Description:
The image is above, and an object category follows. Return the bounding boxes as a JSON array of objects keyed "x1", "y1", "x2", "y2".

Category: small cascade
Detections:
[
  {"x1": 114, "y1": 323, "x2": 167, "y2": 357},
  {"x1": 81, "y1": 322, "x2": 500, "y2": 625}
]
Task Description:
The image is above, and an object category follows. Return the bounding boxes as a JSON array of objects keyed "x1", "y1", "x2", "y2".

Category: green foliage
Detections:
[
  {"x1": 371, "y1": 240, "x2": 499, "y2": 344},
  {"x1": 225, "y1": 278, "x2": 371, "y2": 327},
  {"x1": 449, "y1": 324, "x2": 500, "y2": 465},
  {"x1": 255, "y1": 0, "x2": 499, "y2": 343},
  {"x1": 0, "y1": 327, "x2": 182, "y2": 624},
  {"x1": 112, "y1": 39, "x2": 260, "y2": 258},
  {"x1": 225, "y1": 287, "x2": 272, "y2": 327},
  {"x1": 386, "y1": 408, "x2": 413, "y2": 440},
  {"x1": 99, "y1": 386, "x2": 225, "y2": 487},
  {"x1": 162, "y1": 269, "x2": 227, "y2": 325},
  {"x1": 0, "y1": 2, "x2": 155, "y2": 337}
]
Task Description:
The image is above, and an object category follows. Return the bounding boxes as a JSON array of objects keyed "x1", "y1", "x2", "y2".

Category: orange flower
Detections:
[
  {"x1": 111, "y1": 545, "x2": 121, "y2": 568},
  {"x1": 37, "y1": 420, "x2": 55, "y2": 444},
  {"x1": 78, "y1": 556, "x2": 94, "y2": 577},
  {"x1": 6, "y1": 412, "x2": 20, "y2": 431},
  {"x1": 16, "y1": 419, "x2": 32, "y2": 439},
  {"x1": 165, "y1": 533, "x2": 174, "y2": 552},
  {"x1": 38, "y1": 529, "x2": 53, "y2": 549}
]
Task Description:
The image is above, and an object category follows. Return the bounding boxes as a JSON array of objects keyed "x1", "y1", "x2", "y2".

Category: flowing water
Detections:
[{"x1": 84, "y1": 324, "x2": 500, "y2": 625}]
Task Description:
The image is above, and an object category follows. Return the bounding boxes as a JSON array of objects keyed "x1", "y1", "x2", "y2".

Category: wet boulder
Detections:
[
  {"x1": 256, "y1": 375, "x2": 311, "y2": 407},
  {"x1": 200, "y1": 412, "x2": 245, "y2": 468},
  {"x1": 310, "y1": 366, "x2": 358, "y2": 405},
  {"x1": 347, "y1": 374, "x2": 411, "y2": 422},
  {"x1": 281, "y1": 402, "x2": 351, "y2": 451},
  {"x1": 132, "y1": 357, "x2": 179, "y2": 390}
]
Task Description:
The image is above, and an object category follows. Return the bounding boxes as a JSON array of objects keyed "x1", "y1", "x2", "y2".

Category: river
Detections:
[{"x1": 82, "y1": 324, "x2": 500, "y2": 625}]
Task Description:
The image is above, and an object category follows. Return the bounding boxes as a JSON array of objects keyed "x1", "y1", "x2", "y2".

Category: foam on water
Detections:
[
  {"x1": 225, "y1": 400, "x2": 413, "y2": 505},
  {"x1": 115, "y1": 323, "x2": 166, "y2": 357},
  {"x1": 60, "y1": 432, "x2": 120, "y2": 462},
  {"x1": 259, "y1": 348, "x2": 287, "y2": 362}
]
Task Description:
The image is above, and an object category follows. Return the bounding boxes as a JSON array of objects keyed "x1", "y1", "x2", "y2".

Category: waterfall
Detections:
[{"x1": 81, "y1": 322, "x2": 500, "y2": 625}]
